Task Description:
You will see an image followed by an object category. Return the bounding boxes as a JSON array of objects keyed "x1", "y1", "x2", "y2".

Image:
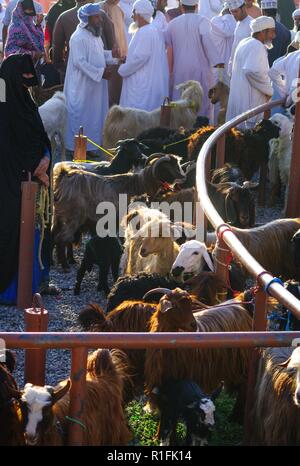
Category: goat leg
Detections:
[
  {"x1": 74, "y1": 258, "x2": 88, "y2": 295},
  {"x1": 67, "y1": 243, "x2": 76, "y2": 264},
  {"x1": 57, "y1": 243, "x2": 70, "y2": 272},
  {"x1": 97, "y1": 262, "x2": 110, "y2": 296}
]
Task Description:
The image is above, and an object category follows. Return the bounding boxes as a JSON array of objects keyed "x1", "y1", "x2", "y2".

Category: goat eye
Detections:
[{"x1": 192, "y1": 252, "x2": 199, "y2": 255}]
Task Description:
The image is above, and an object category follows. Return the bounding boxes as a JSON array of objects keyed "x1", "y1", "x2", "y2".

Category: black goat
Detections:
[
  {"x1": 188, "y1": 119, "x2": 280, "y2": 180},
  {"x1": 155, "y1": 379, "x2": 221, "y2": 446},
  {"x1": 211, "y1": 163, "x2": 245, "y2": 185},
  {"x1": 74, "y1": 236, "x2": 123, "y2": 296},
  {"x1": 106, "y1": 273, "x2": 179, "y2": 312}
]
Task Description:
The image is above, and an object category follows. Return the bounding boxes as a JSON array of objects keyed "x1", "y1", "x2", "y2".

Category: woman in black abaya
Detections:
[{"x1": 0, "y1": 54, "x2": 52, "y2": 302}]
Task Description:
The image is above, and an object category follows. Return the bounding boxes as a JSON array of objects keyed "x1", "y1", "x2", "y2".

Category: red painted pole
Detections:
[
  {"x1": 285, "y1": 66, "x2": 300, "y2": 217},
  {"x1": 17, "y1": 177, "x2": 38, "y2": 310},
  {"x1": 216, "y1": 133, "x2": 226, "y2": 168},
  {"x1": 24, "y1": 294, "x2": 49, "y2": 386},
  {"x1": 244, "y1": 287, "x2": 267, "y2": 445},
  {"x1": 68, "y1": 347, "x2": 88, "y2": 446}
]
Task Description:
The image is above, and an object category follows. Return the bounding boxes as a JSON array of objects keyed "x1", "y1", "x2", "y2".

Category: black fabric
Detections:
[
  {"x1": 46, "y1": 0, "x2": 75, "y2": 39},
  {"x1": 21, "y1": 0, "x2": 36, "y2": 16},
  {"x1": 0, "y1": 54, "x2": 51, "y2": 293}
]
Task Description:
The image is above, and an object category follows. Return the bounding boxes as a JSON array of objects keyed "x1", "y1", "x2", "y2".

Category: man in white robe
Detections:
[
  {"x1": 291, "y1": 8, "x2": 300, "y2": 41},
  {"x1": 226, "y1": 15, "x2": 275, "y2": 129},
  {"x1": 152, "y1": 0, "x2": 168, "y2": 33},
  {"x1": 64, "y1": 3, "x2": 111, "y2": 152},
  {"x1": 118, "y1": 0, "x2": 169, "y2": 110},
  {"x1": 165, "y1": 0, "x2": 223, "y2": 120},
  {"x1": 211, "y1": 3, "x2": 236, "y2": 84},
  {"x1": 269, "y1": 47, "x2": 300, "y2": 105},
  {"x1": 228, "y1": 0, "x2": 252, "y2": 76}
]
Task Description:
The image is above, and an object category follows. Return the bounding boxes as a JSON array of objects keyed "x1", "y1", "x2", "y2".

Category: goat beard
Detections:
[{"x1": 128, "y1": 21, "x2": 139, "y2": 34}]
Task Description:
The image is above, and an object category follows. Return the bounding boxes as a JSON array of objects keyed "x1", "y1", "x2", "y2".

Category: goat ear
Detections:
[
  {"x1": 211, "y1": 382, "x2": 223, "y2": 401},
  {"x1": 160, "y1": 298, "x2": 173, "y2": 314},
  {"x1": 243, "y1": 181, "x2": 259, "y2": 190},
  {"x1": 202, "y1": 249, "x2": 215, "y2": 272},
  {"x1": 278, "y1": 357, "x2": 292, "y2": 368},
  {"x1": 52, "y1": 380, "x2": 71, "y2": 405},
  {"x1": 186, "y1": 401, "x2": 197, "y2": 409}
]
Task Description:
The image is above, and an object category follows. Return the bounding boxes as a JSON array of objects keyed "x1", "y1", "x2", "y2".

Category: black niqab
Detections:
[{"x1": 0, "y1": 54, "x2": 51, "y2": 293}]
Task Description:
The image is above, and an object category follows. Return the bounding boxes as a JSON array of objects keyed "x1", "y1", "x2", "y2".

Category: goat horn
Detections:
[
  {"x1": 145, "y1": 153, "x2": 166, "y2": 166},
  {"x1": 143, "y1": 288, "x2": 173, "y2": 300},
  {"x1": 182, "y1": 161, "x2": 196, "y2": 174}
]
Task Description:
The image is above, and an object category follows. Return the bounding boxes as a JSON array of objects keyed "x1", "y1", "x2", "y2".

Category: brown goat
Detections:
[
  {"x1": 145, "y1": 298, "x2": 252, "y2": 400},
  {"x1": 250, "y1": 346, "x2": 300, "y2": 446},
  {"x1": 52, "y1": 154, "x2": 185, "y2": 246},
  {"x1": 21, "y1": 349, "x2": 131, "y2": 446},
  {"x1": 228, "y1": 218, "x2": 300, "y2": 281},
  {"x1": 0, "y1": 352, "x2": 25, "y2": 446},
  {"x1": 208, "y1": 81, "x2": 229, "y2": 125}
]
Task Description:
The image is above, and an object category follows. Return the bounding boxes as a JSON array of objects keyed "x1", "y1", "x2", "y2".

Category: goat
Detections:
[
  {"x1": 268, "y1": 114, "x2": 294, "y2": 209},
  {"x1": 78, "y1": 301, "x2": 156, "y2": 402},
  {"x1": 38, "y1": 91, "x2": 67, "y2": 161},
  {"x1": 57, "y1": 139, "x2": 148, "y2": 177},
  {"x1": 155, "y1": 379, "x2": 220, "y2": 446},
  {"x1": 250, "y1": 346, "x2": 300, "y2": 446},
  {"x1": 21, "y1": 349, "x2": 131, "y2": 445},
  {"x1": 188, "y1": 119, "x2": 280, "y2": 181},
  {"x1": 171, "y1": 240, "x2": 214, "y2": 282},
  {"x1": 103, "y1": 80, "x2": 203, "y2": 148},
  {"x1": 0, "y1": 351, "x2": 25, "y2": 446},
  {"x1": 292, "y1": 228, "x2": 300, "y2": 268},
  {"x1": 226, "y1": 218, "x2": 300, "y2": 281},
  {"x1": 125, "y1": 219, "x2": 180, "y2": 276},
  {"x1": 144, "y1": 289, "x2": 252, "y2": 408},
  {"x1": 208, "y1": 81, "x2": 229, "y2": 125},
  {"x1": 52, "y1": 154, "x2": 185, "y2": 251},
  {"x1": 74, "y1": 236, "x2": 123, "y2": 296}
]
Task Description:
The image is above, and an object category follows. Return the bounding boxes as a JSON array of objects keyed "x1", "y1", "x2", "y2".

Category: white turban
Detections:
[
  {"x1": 250, "y1": 15, "x2": 275, "y2": 33},
  {"x1": 227, "y1": 0, "x2": 244, "y2": 9},
  {"x1": 78, "y1": 3, "x2": 101, "y2": 27},
  {"x1": 293, "y1": 9, "x2": 300, "y2": 19},
  {"x1": 132, "y1": 0, "x2": 154, "y2": 22},
  {"x1": 261, "y1": 0, "x2": 277, "y2": 9},
  {"x1": 181, "y1": 0, "x2": 198, "y2": 5}
]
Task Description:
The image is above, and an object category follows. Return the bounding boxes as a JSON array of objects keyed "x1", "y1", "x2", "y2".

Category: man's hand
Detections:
[
  {"x1": 103, "y1": 66, "x2": 113, "y2": 80},
  {"x1": 34, "y1": 156, "x2": 50, "y2": 177}
]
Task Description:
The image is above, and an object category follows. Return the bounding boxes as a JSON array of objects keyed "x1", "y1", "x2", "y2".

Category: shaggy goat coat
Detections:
[
  {"x1": 250, "y1": 347, "x2": 300, "y2": 446},
  {"x1": 145, "y1": 301, "x2": 253, "y2": 396}
]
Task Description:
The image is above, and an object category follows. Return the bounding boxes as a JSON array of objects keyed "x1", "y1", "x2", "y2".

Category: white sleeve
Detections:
[
  {"x1": 72, "y1": 38, "x2": 105, "y2": 82},
  {"x1": 200, "y1": 17, "x2": 223, "y2": 66},
  {"x1": 118, "y1": 31, "x2": 152, "y2": 77},
  {"x1": 211, "y1": 15, "x2": 235, "y2": 38},
  {"x1": 269, "y1": 56, "x2": 288, "y2": 98},
  {"x1": 245, "y1": 70, "x2": 273, "y2": 96}
]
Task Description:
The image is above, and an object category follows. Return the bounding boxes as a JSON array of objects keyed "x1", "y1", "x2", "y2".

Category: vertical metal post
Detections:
[
  {"x1": 74, "y1": 127, "x2": 87, "y2": 161},
  {"x1": 24, "y1": 294, "x2": 49, "y2": 385},
  {"x1": 286, "y1": 67, "x2": 300, "y2": 217},
  {"x1": 216, "y1": 133, "x2": 226, "y2": 168},
  {"x1": 244, "y1": 287, "x2": 267, "y2": 445},
  {"x1": 214, "y1": 236, "x2": 229, "y2": 303},
  {"x1": 17, "y1": 178, "x2": 38, "y2": 310},
  {"x1": 68, "y1": 347, "x2": 88, "y2": 446}
]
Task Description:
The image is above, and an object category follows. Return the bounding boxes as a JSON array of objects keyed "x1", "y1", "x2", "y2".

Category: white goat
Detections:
[
  {"x1": 39, "y1": 91, "x2": 67, "y2": 161},
  {"x1": 120, "y1": 205, "x2": 169, "y2": 274},
  {"x1": 268, "y1": 113, "x2": 294, "y2": 210},
  {"x1": 170, "y1": 240, "x2": 214, "y2": 282},
  {"x1": 102, "y1": 80, "x2": 203, "y2": 148}
]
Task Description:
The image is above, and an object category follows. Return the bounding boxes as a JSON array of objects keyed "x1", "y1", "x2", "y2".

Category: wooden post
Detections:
[
  {"x1": 285, "y1": 67, "x2": 300, "y2": 217},
  {"x1": 68, "y1": 347, "x2": 88, "y2": 446},
  {"x1": 24, "y1": 294, "x2": 49, "y2": 386},
  {"x1": 244, "y1": 287, "x2": 267, "y2": 445},
  {"x1": 216, "y1": 133, "x2": 226, "y2": 168},
  {"x1": 160, "y1": 98, "x2": 172, "y2": 128},
  {"x1": 74, "y1": 127, "x2": 87, "y2": 161},
  {"x1": 214, "y1": 235, "x2": 230, "y2": 303},
  {"x1": 17, "y1": 177, "x2": 38, "y2": 310}
]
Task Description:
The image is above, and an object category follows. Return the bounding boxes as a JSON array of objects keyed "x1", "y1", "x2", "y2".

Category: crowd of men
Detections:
[{"x1": 1, "y1": 0, "x2": 300, "y2": 150}]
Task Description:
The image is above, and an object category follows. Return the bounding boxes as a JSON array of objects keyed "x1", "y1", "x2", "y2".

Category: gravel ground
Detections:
[{"x1": 0, "y1": 184, "x2": 284, "y2": 388}]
